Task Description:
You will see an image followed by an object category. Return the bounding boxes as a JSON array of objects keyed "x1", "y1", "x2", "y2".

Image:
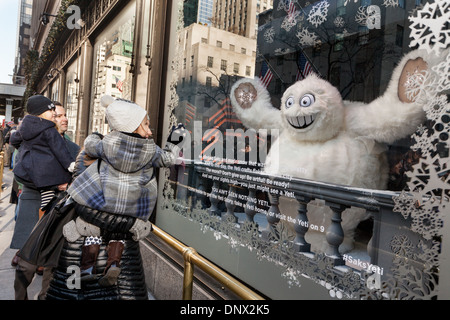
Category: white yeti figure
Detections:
[{"x1": 230, "y1": 49, "x2": 444, "y2": 254}]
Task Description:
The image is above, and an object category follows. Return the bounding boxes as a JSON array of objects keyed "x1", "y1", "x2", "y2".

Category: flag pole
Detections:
[{"x1": 258, "y1": 53, "x2": 286, "y2": 85}]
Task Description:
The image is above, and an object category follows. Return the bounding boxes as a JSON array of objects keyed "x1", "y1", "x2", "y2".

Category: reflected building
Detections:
[{"x1": 177, "y1": 0, "x2": 273, "y2": 135}]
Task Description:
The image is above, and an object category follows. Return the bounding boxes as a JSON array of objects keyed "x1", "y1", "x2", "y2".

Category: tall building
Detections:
[
  {"x1": 184, "y1": 0, "x2": 215, "y2": 26},
  {"x1": 13, "y1": 0, "x2": 33, "y2": 85},
  {"x1": 212, "y1": 0, "x2": 273, "y2": 38}
]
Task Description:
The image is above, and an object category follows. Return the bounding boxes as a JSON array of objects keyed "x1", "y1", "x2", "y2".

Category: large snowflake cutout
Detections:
[
  {"x1": 264, "y1": 27, "x2": 275, "y2": 43},
  {"x1": 431, "y1": 51, "x2": 450, "y2": 94},
  {"x1": 281, "y1": 10, "x2": 302, "y2": 32},
  {"x1": 307, "y1": 0, "x2": 329, "y2": 28},
  {"x1": 296, "y1": 27, "x2": 318, "y2": 46},
  {"x1": 409, "y1": 1, "x2": 450, "y2": 55}
]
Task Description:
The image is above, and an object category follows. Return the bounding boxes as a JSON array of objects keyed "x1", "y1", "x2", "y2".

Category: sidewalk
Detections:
[{"x1": 0, "y1": 168, "x2": 42, "y2": 300}]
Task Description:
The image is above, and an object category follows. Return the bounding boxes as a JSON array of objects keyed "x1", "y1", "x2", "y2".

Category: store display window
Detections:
[
  {"x1": 156, "y1": 0, "x2": 449, "y2": 299},
  {"x1": 89, "y1": 0, "x2": 136, "y2": 135}
]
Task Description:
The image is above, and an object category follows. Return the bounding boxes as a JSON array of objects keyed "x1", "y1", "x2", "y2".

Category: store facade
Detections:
[{"x1": 29, "y1": 0, "x2": 450, "y2": 299}]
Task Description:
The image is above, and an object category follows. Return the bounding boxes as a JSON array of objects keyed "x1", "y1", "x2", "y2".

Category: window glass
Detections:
[
  {"x1": 89, "y1": 1, "x2": 136, "y2": 135},
  {"x1": 64, "y1": 59, "x2": 79, "y2": 141},
  {"x1": 157, "y1": 0, "x2": 449, "y2": 300}
]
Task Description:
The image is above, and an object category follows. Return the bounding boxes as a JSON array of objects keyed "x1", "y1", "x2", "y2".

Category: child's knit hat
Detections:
[
  {"x1": 101, "y1": 95, "x2": 147, "y2": 133},
  {"x1": 26, "y1": 95, "x2": 55, "y2": 116}
]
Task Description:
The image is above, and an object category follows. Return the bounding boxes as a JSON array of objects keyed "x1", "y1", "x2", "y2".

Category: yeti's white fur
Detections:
[{"x1": 230, "y1": 49, "x2": 443, "y2": 254}]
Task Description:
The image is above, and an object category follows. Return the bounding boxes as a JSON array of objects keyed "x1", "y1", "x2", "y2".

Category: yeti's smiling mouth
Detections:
[{"x1": 286, "y1": 114, "x2": 317, "y2": 129}]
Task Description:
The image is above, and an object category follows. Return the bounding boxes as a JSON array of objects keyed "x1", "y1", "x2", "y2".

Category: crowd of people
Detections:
[{"x1": 2, "y1": 94, "x2": 186, "y2": 300}]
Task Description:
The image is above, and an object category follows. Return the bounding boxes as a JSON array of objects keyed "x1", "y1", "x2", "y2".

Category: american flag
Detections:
[
  {"x1": 296, "y1": 51, "x2": 313, "y2": 81},
  {"x1": 185, "y1": 102, "x2": 196, "y2": 124},
  {"x1": 260, "y1": 61, "x2": 274, "y2": 88},
  {"x1": 115, "y1": 76, "x2": 123, "y2": 92},
  {"x1": 288, "y1": 0, "x2": 296, "y2": 15}
]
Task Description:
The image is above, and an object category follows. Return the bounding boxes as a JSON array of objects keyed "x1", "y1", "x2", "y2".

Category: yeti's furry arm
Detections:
[
  {"x1": 344, "y1": 49, "x2": 444, "y2": 144},
  {"x1": 230, "y1": 77, "x2": 283, "y2": 130}
]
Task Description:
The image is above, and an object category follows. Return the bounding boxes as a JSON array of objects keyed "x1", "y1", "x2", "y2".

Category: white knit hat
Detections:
[{"x1": 101, "y1": 95, "x2": 147, "y2": 133}]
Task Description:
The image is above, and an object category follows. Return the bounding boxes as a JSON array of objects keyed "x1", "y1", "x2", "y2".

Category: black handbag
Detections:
[{"x1": 17, "y1": 192, "x2": 77, "y2": 267}]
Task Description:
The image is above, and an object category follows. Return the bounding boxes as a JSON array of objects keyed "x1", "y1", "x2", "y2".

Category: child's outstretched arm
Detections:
[{"x1": 151, "y1": 124, "x2": 187, "y2": 168}]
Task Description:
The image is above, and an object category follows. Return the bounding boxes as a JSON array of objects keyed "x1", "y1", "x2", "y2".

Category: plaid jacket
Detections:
[{"x1": 68, "y1": 131, "x2": 179, "y2": 220}]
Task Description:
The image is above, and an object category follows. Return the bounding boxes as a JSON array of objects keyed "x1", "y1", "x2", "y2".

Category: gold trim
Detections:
[{"x1": 151, "y1": 225, "x2": 265, "y2": 300}]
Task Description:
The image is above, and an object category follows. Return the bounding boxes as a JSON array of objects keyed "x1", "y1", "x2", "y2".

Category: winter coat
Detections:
[
  {"x1": 46, "y1": 204, "x2": 147, "y2": 300},
  {"x1": 68, "y1": 131, "x2": 180, "y2": 221},
  {"x1": 10, "y1": 115, "x2": 75, "y2": 189}
]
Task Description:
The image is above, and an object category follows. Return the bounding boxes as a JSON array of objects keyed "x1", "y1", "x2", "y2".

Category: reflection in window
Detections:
[
  {"x1": 163, "y1": 0, "x2": 447, "y2": 299},
  {"x1": 65, "y1": 60, "x2": 79, "y2": 141},
  {"x1": 89, "y1": 1, "x2": 136, "y2": 135}
]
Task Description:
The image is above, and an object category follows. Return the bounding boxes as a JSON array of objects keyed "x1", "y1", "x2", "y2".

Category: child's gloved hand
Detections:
[
  {"x1": 130, "y1": 219, "x2": 152, "y2": 241},
  {"x1": 167, "y1": 123, "x2": 187, "y2": 146},
  {"x1": 62, "y1": 217, "x2": 102, "y2": 242}
]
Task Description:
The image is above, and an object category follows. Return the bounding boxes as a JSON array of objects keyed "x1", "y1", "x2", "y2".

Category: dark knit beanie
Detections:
[{"x1": 26, "y1": 95, "x2": 55, "y2": 116}]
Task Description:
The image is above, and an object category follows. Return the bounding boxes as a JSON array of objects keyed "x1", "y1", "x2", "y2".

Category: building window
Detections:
[
  {"x1": 216, "y1": 40, "x2": 222, "y2": 48},
  {"x1": 207, "y1": 56, "x2": 214, "y2": 68},
  {"x1": 246, "y1": 66, "x2": 251, "y2": 76},
  {"x1": 233, "y1": 63, "x2": 240, "y2": 74},
  {"x1": 221, "y1": 59, "x2": 227, "y2": 71}
]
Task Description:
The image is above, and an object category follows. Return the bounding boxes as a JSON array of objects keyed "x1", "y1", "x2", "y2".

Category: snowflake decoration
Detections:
[
  {"x1": 382, "y1": 0, "x2": 399, "y2": 8},
  {"x1": 431, "y1": 52, "x2": 450, "y2": 94},
  {"x1": 393, "y1": 191, "x2": 417, "y2": 219},
  {"x1": 307, "y1": 0, "x2": 329, "y2": 28},
  {"x1": 264, "y1": 27, "x2": 275, "y2": 43},
  {"x1": 275, "y1": 48, "x2": 293, "y2": 55},
  {"x1": 406, "y1": 156, "x2": 450, "y2": 203},
  {"x1": 277, "y1": 0, "x2": 299, "y2": 12},
  {"x1": 281, "y1": 10, "x2": 302, "y2": 32},
  {"x1": 296, "y1": 27, "x2": 318, "y2": 46},
  {"x1": 411, "y1": 203, "x2": 444, "y2": 240},
  {"x1": 403, "y1": 67, "x2": 429, "y2": 102},
  {"x1": 423, "y1": 95, "x2": 449, "y2": 122},
  {"x1": 355, "y1": 6, "x2": 370, "y2": 26},
  {"x1": 409, "y1": 1, "x2": 450, "y2": 55},
  {"x1": 334, "y1": 16, "x2": 345, "y2": 28}
]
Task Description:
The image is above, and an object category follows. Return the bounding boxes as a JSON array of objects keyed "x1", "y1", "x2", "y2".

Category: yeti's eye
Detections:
[
  {"x1": 285, "y1": 96, "x2": 295, "y2": 109},
  {"x1": 300, "y1": 94, "x2": 315, "y2": 107}
]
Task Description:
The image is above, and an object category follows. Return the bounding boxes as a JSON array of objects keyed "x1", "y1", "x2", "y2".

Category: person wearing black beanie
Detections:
[
  {"x1": 10, "y1": 95, "x2": 75, "y2": 213},
  {"x1": 26, "y1": 95, "x2": 56, "y2": 116}
]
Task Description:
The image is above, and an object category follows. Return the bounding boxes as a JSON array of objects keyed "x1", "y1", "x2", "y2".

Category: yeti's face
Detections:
[{"x1": 280, "y1": 75, "x2": 345, "y2": 142}]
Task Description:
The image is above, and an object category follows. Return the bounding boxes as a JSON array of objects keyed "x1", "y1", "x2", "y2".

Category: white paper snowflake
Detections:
[
  {"x1": 409, "y1": 1, "x2": 450, "y2": 55},
  {"x1": 423, "y1": 95, "x2": 449, "y2": 122},
  {"x1": 307, "y1": 0, "x2": 329, "y2": 28},
  {"x1": 296, "y1": 27, "x2": 318, "y2": 46},
  {"x1": 334, "y1": 16, "x2": 345, "y2": 28},
  {"x1": 264, "y1": 27, "x2": 275, "y2": 43},
  {"x1": 355, "y1": 6, "x2": 370, "y2": 26},
  {"x1": 277, "y1": 0, "x2": 299, "y2": 12},
  {"x1": 382, "y1": 0, "x2": 399, "y2": 8},
  {"x1": 281, "y1": 10, "x2": 301, "y2": 32},
  {"x1": 431, "y1": 51, "x2": 450, "y2": 94},
  {"x1": 403, "y1": 68, "x2": 429, "y2": 102}
]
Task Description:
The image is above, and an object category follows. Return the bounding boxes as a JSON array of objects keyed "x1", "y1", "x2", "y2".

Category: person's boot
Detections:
[
  {"x1": 98, "y1": 241, "x2": 124, "y2": 287},
  {"x1": 80, "y1": 244, "x2": 100, "y2": 282}
]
